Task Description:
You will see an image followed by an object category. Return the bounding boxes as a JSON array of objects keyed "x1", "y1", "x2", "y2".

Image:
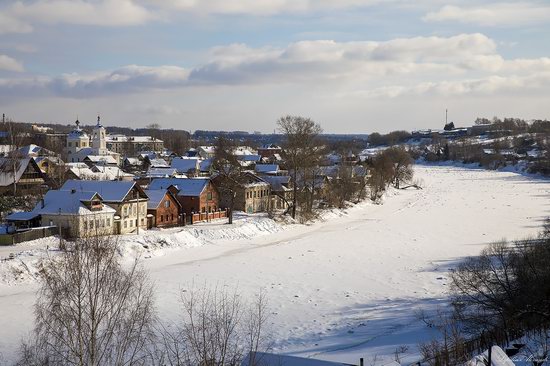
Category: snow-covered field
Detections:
[{"x1": 0, "y1": 164, "x2": 549, "y2": 364}]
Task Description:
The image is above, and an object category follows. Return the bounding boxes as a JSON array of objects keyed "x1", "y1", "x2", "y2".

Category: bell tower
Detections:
[{"x1": 92, "y1": 115, "x2": 107, "y2": 154}]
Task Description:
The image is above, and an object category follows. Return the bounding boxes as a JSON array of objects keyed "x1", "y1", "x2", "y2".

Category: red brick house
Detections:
[
  {"x1": 145, "y1": 188, "x2": 182, "y2": 228},
  {"x1": 148, "y1": 178, "x2": 221, "y2": 217}
]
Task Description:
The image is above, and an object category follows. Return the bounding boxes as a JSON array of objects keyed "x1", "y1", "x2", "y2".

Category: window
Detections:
[
  {"x1": 101, "y1": 219, "x2": 105, "y2": 228},
  {"x1": 166, "y1": 214, "x2": 169, "y2": 221},
  {"x1": 124, "y1": 221, "x2": 127, "y2": 228},
  {"x1": 90, "y1": 220, "x2": 94, "y2": 229},
  {"x1": 84, "y1": 221, "x2": 87, "y2": 230},
  {"x1": 130, "y1": 220, "x2": 133, "y2": 227},
  {"x1": 164, "y1": 200, "x2": 170, "y2": 208},
  {"x1": 160, "y1": 215, "x2": 164, "y2": 222},
  {"x1": 207, "y1": 192, "x2": 212, "y2": 200},
  {"x1": 107, "y1": 218, "x2": 111, "y2": 226}
]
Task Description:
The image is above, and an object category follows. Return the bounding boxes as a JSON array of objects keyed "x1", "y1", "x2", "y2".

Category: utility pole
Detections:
[{"x1": 446, "y1": 108, "x2": 448, "y2": 125}]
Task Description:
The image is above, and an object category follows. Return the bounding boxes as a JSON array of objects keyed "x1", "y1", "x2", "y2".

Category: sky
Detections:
[{"x1": 0, "y1": 0, "x2": 549, "y2": 133}]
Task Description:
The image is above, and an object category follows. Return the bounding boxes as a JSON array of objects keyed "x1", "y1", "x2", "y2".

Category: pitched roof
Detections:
[
  {"x1": 199, "y1": 158, "x2": 213, "y2": 172},
  {"x1": 171, "y1": 157, "x2": 199, "y2": 173},
  {"x1": 84, "y1": 155, "x2": 118, "y2": 165},
  {"x1": 61, "y1": 180, "x2": 142, "y2": 202},
  {"x1": 0, "y1": 158, "x2": 37, "y2": 187},
  {"x1": 148, "y1": 178, "x2": 210, "y2": 197},
  {"x1": 260, "y1": 175, "x2": 291, "y2": 191},
  {"x1": 236, "y1": 154, "x2": 261, "y2": 162},
  {"x1": 255, "y1": 164, "x2": 279, "y2": 174},
  {"x1": 25, "y1": 189, "x2": 115, "y2": 216},
  {"x1": 146, "y1": 167, "x2": 179, "y2": 178},
  {"x1": 144, "y1": 189, "x2": 169, "y2": 209},
  {"x1": 241, "y1": 352, "x2": 351, "y2": 366}
]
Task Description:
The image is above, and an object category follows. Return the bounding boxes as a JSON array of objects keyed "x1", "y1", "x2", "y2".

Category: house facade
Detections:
[
  {"x1": 145, "y1": 189, "x2": 181, "y2": 228},
  {"x1": 213, "y1": 172, "x2": 271, "y2": 214},
  {"x1": 6, "y1": 189, "x2": 116, "y2": 238},
  {"x1": 148, "y1": 178, "x2": 220, "y2": 216},
  {"x1": 61, "y1": 180, "x2": 149, "y2": 234}
]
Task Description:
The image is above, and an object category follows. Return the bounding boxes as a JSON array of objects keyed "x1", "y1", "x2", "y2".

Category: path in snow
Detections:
[{"x1": 0, "y1": 165, "x2": 549, "y2": 364}]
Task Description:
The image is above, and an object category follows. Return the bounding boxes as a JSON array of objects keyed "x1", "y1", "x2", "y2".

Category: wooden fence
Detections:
[
  {"x1": 0, "y1": 226, "x2": 58, "y2": 246},
  {"x1": 189, "y1": 209, "x2": 228, "y2": 225}
]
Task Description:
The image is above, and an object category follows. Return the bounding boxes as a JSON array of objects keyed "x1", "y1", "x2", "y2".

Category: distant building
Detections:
[
  {"x1": 106, "y1": 134, "x2": 164, "y2": 155},
  {"x1": 257, "y1": 144, "x2": 282, "y2": 159},
  {"x1": 65, "y1": 117, "x2": 120, "y2": 164}
]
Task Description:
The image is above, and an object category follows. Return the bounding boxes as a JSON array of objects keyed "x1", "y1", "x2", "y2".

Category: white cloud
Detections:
[
  {"x1": 0, "y1": 55, "x2": 24, "y2": 72},
  {"x1": 148, "y1": 0, "x2": 382, "y2": 16},
  {"x1": 423, "y1": 3, "x2": 550, "y2": 27},
  {"x1": 10, "y1": 0, "x2": 154, "y2": 27},
  {"x1": 0, "y1": 12, "x2": 33, "y2": 34},
  {"x1": 0, "y1": 33, "x2": 548, "y2": 100}
]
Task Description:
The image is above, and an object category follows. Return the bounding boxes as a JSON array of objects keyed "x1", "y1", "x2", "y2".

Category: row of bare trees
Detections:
[
  {"x1": 367, "y1": 146, "x2": 415, "y2": 202},
  {"x1": 417, "y1": 221, "x2": 550, "y2": 365},
  {"x1": 17, "y1": 235, "x2": 270, "y2": 366}
]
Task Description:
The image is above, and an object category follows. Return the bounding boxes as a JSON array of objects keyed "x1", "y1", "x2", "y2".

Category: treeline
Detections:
[
  {"x1": 418, "y1": 221, "x2": 550, "y2": 365},
  {"x1": 367, "y1": 131, "x2": 412, "y2": 147},
  {"x1": 475, "y1": 117, "x2": 550, "y2": 134}
]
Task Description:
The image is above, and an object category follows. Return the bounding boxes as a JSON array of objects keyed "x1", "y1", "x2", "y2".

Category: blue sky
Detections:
[{"x1": 1, "y1": 0, "x2": 549, "y2": 133}]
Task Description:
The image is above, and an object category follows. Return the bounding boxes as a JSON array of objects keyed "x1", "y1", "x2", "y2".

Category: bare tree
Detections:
[
  {"x1": 158, "y1": 286, "x2": 271, "y2": 366},
  {"x1": 17, "y1": 235, "x2": 156, "y2": 366},
  {"x1": 277, "y1": 115, "x2": 323, "y2": 219},
  {"x1": 212, "y1": 137, "x2": 245, "y2": 224}
]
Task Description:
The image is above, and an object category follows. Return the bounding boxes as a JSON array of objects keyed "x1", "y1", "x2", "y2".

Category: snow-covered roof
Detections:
[
  {"x1": 259, "y1": 144, "x2": 281, "y2": 150},
  {"x1": 199, "y1": 158, "x2": 213, "y2": 172},
  {"x1": 61, "y1": 180, "x2": 141, "y2": 202},
  {"x1": 91, "y1": 165, "x2": 134, "y2": 179},
  {"x1": 7, "y1": 190, "x2": 115, "y2": 220},
  {"x1": 0, "y1": 158, "x2": 36, "y2": 187},
  {"x1": 144, "y1": 189, "x2": 172, "y2": 209},
  {"x1": 106, "y1": 134, "x2": 162, "y2": 143},
  {"x1": 124, "y1": 157, "x2": 141, "y2": 165},
  {"x1": 148, "y1": 158, "x2": 169, "y2": 168},
  {"x1": 241, "y1": 352, "x2": 351, "y2": 366},
  {"x1": 148, "y1": 178, "x2": 211, "y2": 197},
  {"x1": 84, "y1": 155, "x2": 118, "y2": 165},
  {"x1": 236, "y1": 154, "x2": 261, "y2": 162},
  {"x1": 171, "y1": 157, "x2": 200, "y2": 173},
  {"x1": 260, "y1": 175, "x2": 291, "y2": 191},
  {"x1": 16, "y1": 144, "x2": 42, "y2": 157},
  {"x1": 255, "y1": 164, "x2": 279, "y2": 174},
  {"x1": 146, "y1": 167, "x2": 179, "y2": 178},
  {"x1": 6, "y1": 211, "x2": 40, "y2": 221}
]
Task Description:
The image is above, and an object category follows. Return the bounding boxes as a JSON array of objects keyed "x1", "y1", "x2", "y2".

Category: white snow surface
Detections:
[{"x1": 0, "y1": 164, "x2": 549, "y2": 365}]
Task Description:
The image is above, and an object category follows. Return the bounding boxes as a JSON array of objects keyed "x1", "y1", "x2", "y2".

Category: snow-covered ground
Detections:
[{"x1": 0, "y1": 164, "x2": 549, "y2": 365}]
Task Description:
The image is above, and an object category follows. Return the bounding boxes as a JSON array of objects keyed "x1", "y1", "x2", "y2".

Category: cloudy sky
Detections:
[{"x1": 1, "y1": 0, "x2": 549, "y2": 133}]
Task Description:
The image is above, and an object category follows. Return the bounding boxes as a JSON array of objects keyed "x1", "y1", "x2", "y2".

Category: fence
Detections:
[
  {"x1": 0, "y1": 226, "x2": 58, "y2": 246},
  {"x1": 189, "y1": 209, "x2": 228, "y2": 225}
]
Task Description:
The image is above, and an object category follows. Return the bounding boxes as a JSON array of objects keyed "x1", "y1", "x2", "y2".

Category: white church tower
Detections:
[
  {"x1": 91, "y1": 115, "x2": 107, "y2": 155},
  {"x1": 65, "y1": 119, "x2": 89, "y2": 162}
]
